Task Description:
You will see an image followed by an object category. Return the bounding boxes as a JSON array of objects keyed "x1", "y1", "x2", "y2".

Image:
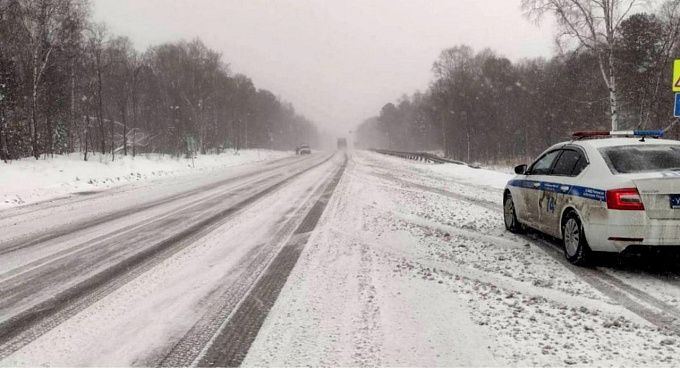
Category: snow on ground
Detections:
[
  {"x1": 0, "y1": 150, "x2": 289, "y2": 209},
  {"x1": 244, "y1": 150, "x2": 679, "y2": 367},
  {"x1": 427, "y1": 162, "x2": 512, "y2": 190},
  {"x1": 1, "y1": 155, "x2": 339, "y2": 367}
]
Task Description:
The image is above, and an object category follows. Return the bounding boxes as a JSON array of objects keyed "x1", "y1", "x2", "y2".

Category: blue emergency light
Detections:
[
  {"x1": 572, "y1": 130, "x2": 664, "y2": 139},
  {"x1": 619, "y1": 130, "x2": 665, "y2": 137}
]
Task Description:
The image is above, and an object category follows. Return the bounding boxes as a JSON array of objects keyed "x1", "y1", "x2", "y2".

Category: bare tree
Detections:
[
  {"x1": 85, "y1": 22, "x2": 107, "y2": 155},
  {"x1": 0, "y1": 54, "x2": 16, "y2": 163},
  {"x1": 107, "y1": 36, "x2": 136, "y2": 157},
  {"x1": 11, "y1": 0, "x2": 75, "y2": 158},
  {"x1": 522, "y1": 0, "x2": 645, "y2": 130},
  {"x1": 0, "y1": 4, "x2": 319, "y2": 161},
  {"x1": 643, "y1": 0, "x2": 680, "y2": 128}
]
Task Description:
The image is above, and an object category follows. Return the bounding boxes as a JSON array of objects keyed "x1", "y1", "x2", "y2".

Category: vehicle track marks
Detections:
[
  {"x1": 367, "y1": 170, "x2": 500, "y2": 212},
  {"x1": 193, "y1": 154, "x2": 347, "y2": 367},
  {"x1": 0, "y1": 156, "x2": 319, "y2": 255},
  {"x1": 0, "y1": 154, "x2": 335, "y2": 359},
  {"x1": 527, "y1": 235, "x2": 680, "y2": 335},
  {"x1": 370, "y1": 161, "x2": 680, "y2": 336},
  {"x1": 0, "y1": 156, "x2": 298, "y2": 221},
  {"x1": 154, "y1": 162, "x2": 338, "y2": 367}
]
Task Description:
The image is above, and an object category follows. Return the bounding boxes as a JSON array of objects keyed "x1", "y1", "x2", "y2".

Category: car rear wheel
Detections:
[
  {"x1": 562, "y1": 212, "x2": 590, "y2": 266},
  {"x1": 503, "y1": 193, "x2": 524, "y2": 234}
]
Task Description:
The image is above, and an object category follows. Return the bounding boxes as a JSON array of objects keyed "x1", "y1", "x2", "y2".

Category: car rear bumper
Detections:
[{"x1": 588, "y1": 216, "x2": 680, "y2": 252}]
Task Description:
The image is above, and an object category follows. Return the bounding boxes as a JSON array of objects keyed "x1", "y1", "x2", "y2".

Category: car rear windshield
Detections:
[{"x1": 599, "y1": 144, "x2": 680, "y2": 174}]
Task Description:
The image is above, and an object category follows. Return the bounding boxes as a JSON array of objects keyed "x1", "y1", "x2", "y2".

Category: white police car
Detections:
[{"x1": 504, "y1": 130, "x2": 680, "y2": 265}]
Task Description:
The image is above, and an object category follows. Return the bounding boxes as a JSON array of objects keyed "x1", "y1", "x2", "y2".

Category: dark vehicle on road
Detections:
[
  {"x1": 337, "y1": 138, "x2": 347, "y2": 150},
  {"x1": 299, "y1": 144, "x2": 311, "y2": 155}
]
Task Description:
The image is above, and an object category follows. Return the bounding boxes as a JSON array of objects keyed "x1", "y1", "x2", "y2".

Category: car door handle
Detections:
[{"x1": 560, "y1": 185, "x2": 570, "y2": 192}]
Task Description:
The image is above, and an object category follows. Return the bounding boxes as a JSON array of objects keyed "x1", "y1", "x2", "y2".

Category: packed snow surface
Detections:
[
  {"x1": 244, "y1": 151, "x2": 680, "y2": 367},
  {"x1": 1, "y1": 154, "x2": 339, "y2": 366},
  {"x1": 2, "y1": 150, "x2": 680, "y2": 367},
  {"x1": 0, "y1": 150, "x2": 289, "y2": 209}
]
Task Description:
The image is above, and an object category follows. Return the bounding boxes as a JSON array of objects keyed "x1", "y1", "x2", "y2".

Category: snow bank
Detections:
[
  {"x1": 427, "y1": 163, "x2": 513, "y2": 190},
  {"x1": 363, "y1": 150, "x2": 513, "y2": 191},
  {"x1": 0, "y1": 150, "x2": 290, "y2": 209}
]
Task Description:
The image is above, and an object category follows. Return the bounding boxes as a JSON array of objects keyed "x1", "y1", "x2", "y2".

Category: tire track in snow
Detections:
[
  {"x1": 366, "y1": 156, "x2": 680, "y2": 336},
  {"x1": 0, "y1": 172, "x2": 271, "y2": 283},
  {"x1": 352, "y1": 242, "x2": 383, "y2": 366},
  {"x1": 0, "y1": 155, "x2": 320, "y2": 255},
  {"x1": 0, "y1": 155, "x2": 299, "y2": 221},
  {"x1": 0, "y1": 154, "x2": 336, "y2": 359},
  {"x1": 368, "y1": 171, "x2": 500, "y2": 212},
  {"x1": 193, "y1": 154, "x2": 347, "y2": 368},
  {"x1": 526, "y1": 236, "x2": 680, "y2": 335},
  {"x1": 154, "y1": 158, "x2": 339, "y2": 366}
]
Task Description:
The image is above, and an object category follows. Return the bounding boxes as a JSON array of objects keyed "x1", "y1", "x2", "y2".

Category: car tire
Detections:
[
  {"x1": 503, "y1": 192, "x2": 524, "y2": 234},
  {"x1": 562, "y1": 211, "x2": 591, "y2": 266}
]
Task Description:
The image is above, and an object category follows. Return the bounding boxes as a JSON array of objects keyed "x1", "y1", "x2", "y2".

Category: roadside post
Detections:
[
  {"x1": 674, "y1": 60, "x2": 680, "y2": 93},
  {"x1": 185, "y1": 136, "x2": 197, "y2": 167}
]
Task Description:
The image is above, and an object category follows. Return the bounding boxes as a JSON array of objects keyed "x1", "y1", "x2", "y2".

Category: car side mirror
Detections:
[{"x1": 514, "y1": 164, "x2": 528, "y2": 175}]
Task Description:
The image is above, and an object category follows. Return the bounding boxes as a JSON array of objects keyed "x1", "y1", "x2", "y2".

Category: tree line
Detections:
[
  {"x1": 357, "y1": 0, "x2": 680, "y2": 164},
  {"x1": 0, "y1": 0, "x2": 318, "y2": 163}
]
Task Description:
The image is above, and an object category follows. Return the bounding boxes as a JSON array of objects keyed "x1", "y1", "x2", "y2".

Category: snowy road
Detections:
[
  {"x1": 244, "y1": 151, "x2": 680, "y2": 367},
  {"x1": 0, "y1": 152, "x2": 345, "y2": 366},
  {"x1": 2, "y1": 150, "x2": 680, "y2": 366}
]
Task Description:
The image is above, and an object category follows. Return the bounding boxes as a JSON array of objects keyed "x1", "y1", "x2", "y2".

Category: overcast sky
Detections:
[{"x1": 92, "y1": 0, "x2": 556, "y2": 135}]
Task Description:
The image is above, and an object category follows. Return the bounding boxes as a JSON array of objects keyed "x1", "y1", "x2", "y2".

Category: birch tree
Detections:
[
  {"x1": 13, "y1": 0, "x2": 75, "y2": 158},
  {"x1": 522, "y1": 0, "x2": 645, "y2": 130},
  {"x1": 85, "y1": 22, "x2": 107, "y2": 155}
]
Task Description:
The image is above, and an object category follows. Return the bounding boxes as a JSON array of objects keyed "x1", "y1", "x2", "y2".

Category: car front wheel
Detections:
[
  {"x1": 562, "y1": 211, "x2": 591, "y2": 266},
  {"x1": 503, "y1": 193, "x2": 524, "y2": 234}
]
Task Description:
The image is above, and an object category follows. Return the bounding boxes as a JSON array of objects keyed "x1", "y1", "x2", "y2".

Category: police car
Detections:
[{"x1": 503, "y1": 130, "x2": 680, "y2": 265}]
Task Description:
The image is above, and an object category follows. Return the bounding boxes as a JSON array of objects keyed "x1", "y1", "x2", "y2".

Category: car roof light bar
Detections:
[
  {"x1": 572, "y1": 131, "x2": 610, "y2": 138},
  {"x1": 572, "y1": 130, "x2": 664, "y2": 139},
  {"x1": 628, "y1": 129, "x2": 665, "y2": 137}
]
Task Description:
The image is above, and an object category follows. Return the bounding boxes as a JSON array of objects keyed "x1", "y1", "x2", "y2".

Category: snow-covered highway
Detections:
[
  {"x1": 0, "y1": 152, "x2": 344, "y2": 366},
  {"x1": 1, "y1": 150, "x2": 680, "y2": 366}
]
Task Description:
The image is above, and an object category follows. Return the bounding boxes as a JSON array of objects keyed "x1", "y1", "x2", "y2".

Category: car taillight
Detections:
[{"x1": 606, "y1": 188, "x2": 645, "y2": 211}]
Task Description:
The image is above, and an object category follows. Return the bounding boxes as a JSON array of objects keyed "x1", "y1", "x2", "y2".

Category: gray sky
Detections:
[{"x1": 92, "y1": 0, "x2": 556, "y2": 135}]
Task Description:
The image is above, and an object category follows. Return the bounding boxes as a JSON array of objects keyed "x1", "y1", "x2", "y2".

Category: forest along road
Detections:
[{"x1": 0, "y1": 152, "x2": 346, "y2": 366}]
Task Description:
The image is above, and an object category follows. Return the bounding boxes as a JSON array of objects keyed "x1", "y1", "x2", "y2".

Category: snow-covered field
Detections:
[
  {"x1": 0, "y1": 150, "x2": 290, "y2": 209},
  {"x1": 244, "y1": 151, "x2": 680, "y2": 367}
]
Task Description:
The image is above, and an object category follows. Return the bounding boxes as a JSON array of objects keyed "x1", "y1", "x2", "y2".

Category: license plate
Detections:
[{"x1": 671, "y1": 195, "x2": 680, "y2": 209}]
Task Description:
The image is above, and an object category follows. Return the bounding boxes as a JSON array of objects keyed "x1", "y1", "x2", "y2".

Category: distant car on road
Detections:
[
  {"x1": 504, "y1": 130, "x2": 680, "y2": 265},
  {"x1": 298, "y1": 144, "x2": 311, "y2": 155},
  {"x1": 337, "y1": 138, "x2": 347, "y2": 150}
]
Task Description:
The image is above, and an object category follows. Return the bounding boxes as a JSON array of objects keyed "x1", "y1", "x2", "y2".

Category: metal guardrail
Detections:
[{"x1": 371, "y1": 149, "x2": 480, "y2": 168}]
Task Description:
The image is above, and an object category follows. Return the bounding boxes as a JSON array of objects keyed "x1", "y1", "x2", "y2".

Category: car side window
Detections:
[
  {"x1": 551, "y1": 149, "x2": 582, "y2": 176},
  {"x1": 528, "y1": 150, "x2": 561, "y2": 175},
  {"x1": 571, "y1": 155, "x2": 588, "y2": 176}
]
